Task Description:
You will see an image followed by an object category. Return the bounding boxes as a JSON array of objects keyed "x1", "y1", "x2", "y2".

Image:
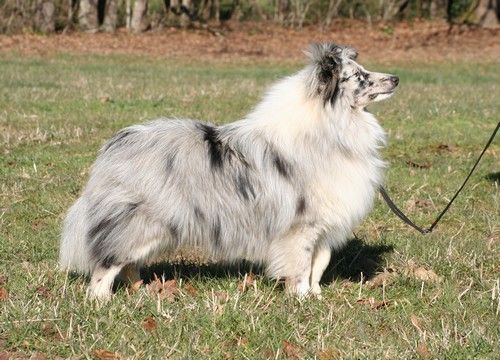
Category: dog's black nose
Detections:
[{"x1": 390, "y1": 76, "x2": 399, "y2": 86}]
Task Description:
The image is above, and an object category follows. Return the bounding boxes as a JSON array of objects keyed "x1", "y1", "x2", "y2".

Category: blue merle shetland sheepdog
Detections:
[{"x1": 60, "y1": 43, "x2": 399, "y2": 300}]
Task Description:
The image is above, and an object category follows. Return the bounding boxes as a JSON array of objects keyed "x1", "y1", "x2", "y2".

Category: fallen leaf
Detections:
[
  {"x1": 214, "y1": 291, "x2": 229, "y2": 303},
  {"x1": 0, "y1": 276, "x2": 7, "y2": 285},
  {"x1": 142, "y1": 316, "x2": 157, "y2": 332},
  {"x1": 237, "y1": 273, "x2": 256, "y2": 292},
  {"x1": 406, "y1": 160, "x2": 431, "y2": 169},
  {"x1": 282, "y1": 340, "x2": 302, "y2": 359},
  {"x1": 0, "y1": 351, "x2": 29, "y2": 360},
  {"x1": 410, "y1": 315, "x2": 424, "y2": 334},
  {"x1": 127, "y1": 280, "x2": 143, "y2": 295},
  {"x1": 32, "y1": 352, "x2": 46, "y2": 360},
  {"x1": 317, "y1": 348, "x2": 341, "y2": 360},
  {"x1": 339, "y1": 280, "x2": 354, "y2": 288},
  {"x1": 413, "y1": 267, "x2": 441, "y2": 283},
  {"x1": 356, "y1": 297, "x2": 392, "y2": 310},
  {"x1": 41, "y1": 323, "x2": 63, "y2": 341},
  {"x1": 366, "y1": 269, "x2": 397, "y2": 288},
  {"x1": 435, "y1": 143, "x2": 457, "y2": 152},
  {"x1": 236, "y1": 336, "x2": 248, "y2": 347},
  {"x1": 415, "y1": 199, "x2": 432, "y2": 208},
  {"x1": 183, "y1": 282, "x2": 198, "y2": 296},
  {"x1": 416, "y1": 342, "x2": 430, "y2": 359},
  {"x1": 263, "y1": 349, "x2": 275, "y2": 360},
  {"x1": 31, "y1": 219, "x2": 45, "y2": 230},
  {"x1": 93, "y1": 349, "x2": 124, "y2": 360},
  {"x1": 35, "y1": 286, "x2": 52, "y2": 298},
  {"x1": 146, "y1": 275, "x2": 178, "y2": 302},
  {"x1": 404, "y1": 261, "x2": 442, "y2": 283},
  {"x1": 0, "y1": 288, "x2": 8, "y2": 300}
]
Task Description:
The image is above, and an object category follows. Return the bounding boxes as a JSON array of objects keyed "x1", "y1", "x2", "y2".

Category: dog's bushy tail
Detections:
[{"x1": 59, "y1": 196, "x2": 92, "y2": 275}]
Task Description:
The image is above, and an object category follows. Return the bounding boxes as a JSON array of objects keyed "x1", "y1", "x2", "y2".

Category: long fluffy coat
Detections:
[{"x1": 60, "y1": 43, "x2": 398, "y2": 300}]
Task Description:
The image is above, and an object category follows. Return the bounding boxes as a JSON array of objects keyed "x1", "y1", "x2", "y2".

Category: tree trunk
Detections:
[
  {"x1": 126, "y1": 0, "x2": 132, "y2": 29},
  {"x1": 180, "y1": 0, "x2": 192, "y2": 27},
  {"x1": 229, "y1": 0, "x2": 242, "y2": 21},
  {"x1": 475, "y1": 0, "x2": 498, "y2": 28},
  {"x1": 102, "y1": 0, "x2": 118, "y2": 32},
  {"x1": 131, "y1": 0, "x2": 149, "y2": 33},
  {"x1": 429, "y1": 0, "x2": 438, "y2": 18},
  {"x1": 63, "y1": 0, "x2": 78, "y2": 33},
  {"x1": 250, "y1": 0, "x2": 266, "y2": 20},
  {"x1": 324, "y1": 0, "x2": 343, "y2": 28},
  {"x1": 294, "y1": 0, "x2": 313, "y2": 28},
  {"x1": 212, "y1": 0, "x2": 220, "y2": 25},
  {"x1": 275, "y1": 0, "x2": 290, "y2": 23},
  {"x1": 34, "y1": 0, "x2": 55, "y2": 33},
  {"x1": 79, "y1": 0, "x2": 99, "y2": 32}
]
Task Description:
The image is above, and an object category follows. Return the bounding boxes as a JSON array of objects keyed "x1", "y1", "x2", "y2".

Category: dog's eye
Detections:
[{"x1": 340, "y1": 72, "x2": 356, "y2": 83}]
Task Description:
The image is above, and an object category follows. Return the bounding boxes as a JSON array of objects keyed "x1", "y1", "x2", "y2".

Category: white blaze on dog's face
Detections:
[{"x1": 339, "y1": 60, "x2": 399, "y2": 107}]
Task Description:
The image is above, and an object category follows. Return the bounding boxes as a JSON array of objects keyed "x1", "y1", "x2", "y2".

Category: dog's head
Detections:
[{"x1": 307, "y1": 43, "x2": 399, "y2": 108}]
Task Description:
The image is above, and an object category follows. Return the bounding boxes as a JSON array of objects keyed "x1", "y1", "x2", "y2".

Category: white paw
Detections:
[
  {"x1": 87, "y1": 284, "x2": 112, "y2": 302},
  {"x1": 310, "y1": 283, "x2": 323, "y2": 299},
  {"x1": 296, "y1": 281, "x2": 310, "y2": 298},
  {"x1": 311, "y1": 283, "x2": 321, "y2": 295},
  {"x1": 286, "y1": 278, "x2": 310, "y2": 298}
]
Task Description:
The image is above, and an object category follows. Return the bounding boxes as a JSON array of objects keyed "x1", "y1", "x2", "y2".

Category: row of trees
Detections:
[{"x1": 0, "y1": 0, "x2": 498, "y2": 33}]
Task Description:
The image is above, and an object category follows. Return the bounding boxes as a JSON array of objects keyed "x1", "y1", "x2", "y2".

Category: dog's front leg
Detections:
[
  {"x1": 266, "y1": 224, "x2": 320, "y2": 298},
  {"x1": 309, "y1": 246, "x2": 331, "y2": 297}
]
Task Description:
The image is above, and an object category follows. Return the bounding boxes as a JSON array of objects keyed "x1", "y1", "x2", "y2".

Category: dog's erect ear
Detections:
[
  {"x1": 306, "y1": 43, "x2": 358, "y2": 67},
  {"x1": 343, "y1": 46, "x2": 358, "y2": 61},
  {"x1": 306, "y1": 43, "x2": 348, "y2": 104},
  {"x1": 306, "y1": 43, "x2": 359, "y2": 85},
  {"x1": 306, "y1": 43, "x2": 342, "y2": 84}
]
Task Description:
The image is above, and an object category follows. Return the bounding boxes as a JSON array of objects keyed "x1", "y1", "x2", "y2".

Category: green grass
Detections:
[{"x1": 0, "y1": 54, "x2": 498, "y2": 359}]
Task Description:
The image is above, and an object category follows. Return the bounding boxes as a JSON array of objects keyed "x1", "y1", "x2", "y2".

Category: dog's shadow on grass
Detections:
[
  {"x1": 321, "y1": 237, "x2": 394, "y2": 284},
  {"x1": 140, "y1": 236, "x2": 394, "y2": 286},
  {"x1": 485, "y1": 172, "x2": 500, "y2": 183}
]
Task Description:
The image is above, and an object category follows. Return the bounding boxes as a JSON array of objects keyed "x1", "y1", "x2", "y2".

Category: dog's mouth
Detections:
[{"x1": 368, "y1": 91, "x2": 394, "y2": 100}]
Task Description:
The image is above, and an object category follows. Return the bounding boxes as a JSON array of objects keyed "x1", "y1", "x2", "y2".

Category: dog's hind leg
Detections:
[
  {"x1": 266, "y1": 224, "x2": 320, "y2": 297},
  {"x1": 88, "y1": 263, "x2": 124, "y2": 301},
  {"x1": 309, "y1": 246, "x2": 331, "y2": 297}
]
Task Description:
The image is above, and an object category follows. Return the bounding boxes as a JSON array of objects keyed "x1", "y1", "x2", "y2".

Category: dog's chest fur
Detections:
[{"x1": 297, "y1": 109, "x2": 386, "y2": 243}]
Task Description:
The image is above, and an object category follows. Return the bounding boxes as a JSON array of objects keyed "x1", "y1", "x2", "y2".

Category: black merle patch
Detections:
[
  {"x1": 212, "y1": 217, "x2": 222, "y2": 249},
  {"x1": 194, "y1": 206, "x2": 205, "y2": 221},
  {"x1": 235, "y1": 172, "x2": 256, "y2": 201},
  {"x1": 296, "y1": 196, "x2": 306, "y2": 216},
  {"x1": 197, "y1": 123, "x2": 224, "y2": 169},
  {"x1": 168, "y1": 223, "x2": 180, "y2": 245},
  {"x1": 102, "y1": 128, "x2": 134, "y2": 153},
  {"x1": 273, "y1": 153, "x2": 292, "y2": 179},
  {"x1": 165, "y1": 152, "x2": 176, "y2": 172},
  {"x1": 88, "y1": 202, "x2": 141, "y2": 264},
  {"x1": 311, "y1": 44, "x2": 345, "y2": 104},
  {"x1": 102, "y1": 255, "x2": 117, "y2": 268}
]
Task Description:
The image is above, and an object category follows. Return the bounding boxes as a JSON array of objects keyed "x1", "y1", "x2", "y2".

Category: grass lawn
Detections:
[{"x1": 0, "y1": 54, "x2": 498, "y2": 359}]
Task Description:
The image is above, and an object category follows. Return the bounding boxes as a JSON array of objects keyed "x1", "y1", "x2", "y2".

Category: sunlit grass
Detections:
[{"x1": 0, "y1": 54, "x2": 498, "y2": 359}]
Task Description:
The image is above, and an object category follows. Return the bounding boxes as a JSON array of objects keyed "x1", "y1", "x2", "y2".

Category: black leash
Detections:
[{"x1": 380, "y1": 122, "x2": 499, "y2": 234}]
